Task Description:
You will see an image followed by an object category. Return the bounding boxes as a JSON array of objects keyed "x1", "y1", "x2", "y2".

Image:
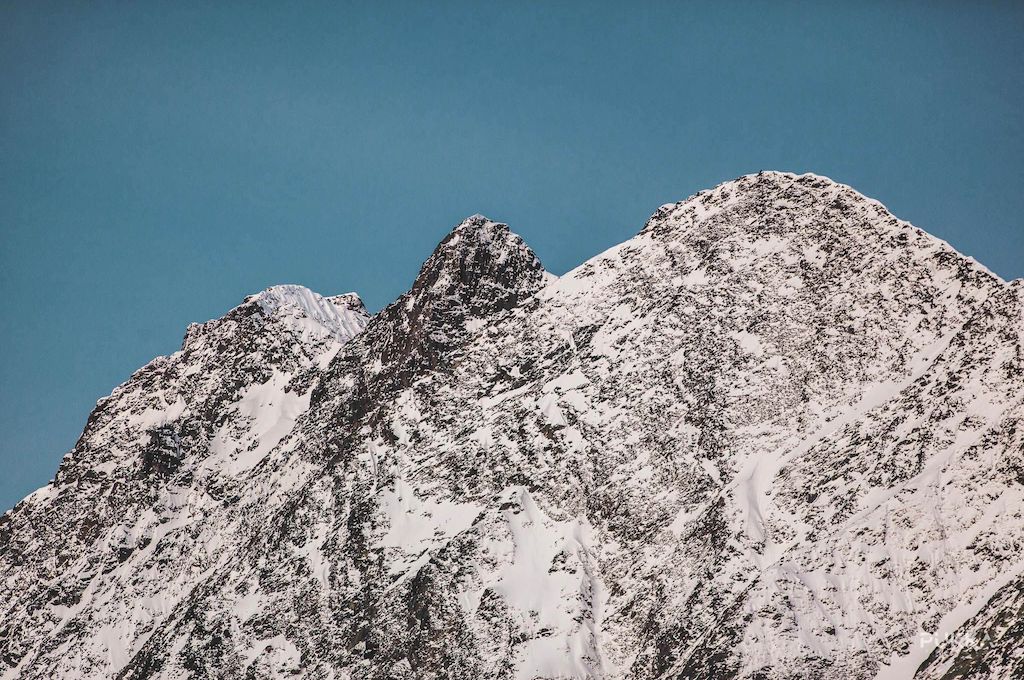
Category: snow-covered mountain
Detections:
[{"x1": 2, "y1": 172, "x2": 1021, "y2": 680}]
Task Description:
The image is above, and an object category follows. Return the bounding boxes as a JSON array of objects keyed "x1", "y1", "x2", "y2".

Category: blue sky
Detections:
[{"x1": 2, "y1": 1, "x2": 1022, "y2": 511}]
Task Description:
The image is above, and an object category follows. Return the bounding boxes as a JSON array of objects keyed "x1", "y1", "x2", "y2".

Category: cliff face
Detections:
[{"x1": 2, "y1": 172, "x2": 1022, "y2": 680}]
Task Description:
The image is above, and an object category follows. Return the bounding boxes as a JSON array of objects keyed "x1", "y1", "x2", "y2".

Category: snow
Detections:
[
  {"x1": 730, "y1": 330, "x2": 764, "y2": 357},
  {"x1": 250, "y1": 284, "x2": 369, "y2": 342},
  {"x1": 375, "y1": 479, "x2": 482, "y2": 575},
  {"x1": 488, "y1": 489, "x2": 610, "y2": 680},
  {"x1": 682, "y1": 267, "x2": 709, "y2": 287},
  {"x1": 543, "y1": 371, "x2": 590, "y2": 393},
  {"x1": 5, "y1": 171, "x2": 1021, "y2": 680},
  {"x1": 205, "y1": 370, "x2": 312, "y2": 475},
  {"x1": 874, "y1": 559, "x2": 1024, "y2": 680}
]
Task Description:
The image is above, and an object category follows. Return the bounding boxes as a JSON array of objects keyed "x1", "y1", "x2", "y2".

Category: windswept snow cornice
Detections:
[{"x1": 244, "y1": 284, "x2": 371, "y2": 344}]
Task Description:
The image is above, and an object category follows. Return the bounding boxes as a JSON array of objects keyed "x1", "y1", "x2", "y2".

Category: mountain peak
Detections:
[
  {"x1": 638, "y1": 170, "x2": 1004, "y2": 292},
  {"x1": 355, "y1": 216, "x2": 547, "y2": 389},
  {"x1": 245, "y1": 284, "x2": 370, "y2": 343},
  {"x1": 325, "y1": 291, "x2": 369, "y2": 316},
  {"x1": 455, "y1": 213, "x2": 502, "y2": 228},
  {"x1": 6, "y1": 177, "x2": 1022, "y2": 680},
  {"x1": 408, "y1": 215, "x2": 545, "y2": 316},
  {"x1": 649, "y1": 170, "x2": 870, "y2": 221},
  {"x1": 447, "y1": 213, "x2": 511, "y2": 241}
]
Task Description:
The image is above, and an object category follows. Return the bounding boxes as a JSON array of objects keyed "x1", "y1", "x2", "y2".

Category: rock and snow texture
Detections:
[
  {"x1": 1, "y1": 172, "x2": 1022, "y2": 680},
  {"x1": 249, "y1": 285, "x2": 371, "y2": 346}
]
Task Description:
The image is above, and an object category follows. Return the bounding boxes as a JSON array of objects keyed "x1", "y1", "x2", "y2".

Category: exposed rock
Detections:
[{"x1": 2, "y1": 174, "x2": 1021, "y2": 680}]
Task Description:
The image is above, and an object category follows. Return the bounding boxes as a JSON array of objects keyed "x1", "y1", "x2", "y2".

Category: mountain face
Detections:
[{"x1": 2, "y1": 172, "x2": 1022, "y2": 680}]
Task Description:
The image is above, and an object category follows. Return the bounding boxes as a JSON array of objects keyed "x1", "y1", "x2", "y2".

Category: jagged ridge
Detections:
[{"x1": 1, "y1": 173, "x2": 1021, "y2": 680}]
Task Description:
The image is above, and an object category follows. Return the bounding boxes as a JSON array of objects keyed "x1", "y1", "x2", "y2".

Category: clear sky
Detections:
[{"x1": 2, "y1": 1, "x2": 1022, "y2": 511}]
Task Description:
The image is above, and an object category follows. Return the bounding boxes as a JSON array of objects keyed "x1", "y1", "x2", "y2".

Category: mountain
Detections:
[{"x1": 2, "y1": 172, "x2": 1021, "y2": 680}]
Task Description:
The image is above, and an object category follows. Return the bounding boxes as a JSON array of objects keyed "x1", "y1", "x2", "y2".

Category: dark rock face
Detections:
[
  {"x1": 2, "y1": 175, "x2": 1022, "y2": 680},
  {"x1": 359, "y1": 215, "x2": 549, "y2": 393}
]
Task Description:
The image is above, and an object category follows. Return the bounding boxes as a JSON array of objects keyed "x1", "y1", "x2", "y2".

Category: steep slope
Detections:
[
  {"x1": 0, "y1": 285, "x2": 370, "y2": 677},
  {"x1": 1, "y1": 173, "x2": 1021, "y2": 680},
  {"x1": 356, "y1": 172, "x2": 1022, "y2": 680},
  {"x1": 915, "y1": 568, "x2": 1024, "y2": 679}
]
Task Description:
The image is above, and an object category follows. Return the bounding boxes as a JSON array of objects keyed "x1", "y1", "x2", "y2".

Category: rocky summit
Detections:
[{"x1": 2, "y1": 172, "x2": 1022, "y2": 680}]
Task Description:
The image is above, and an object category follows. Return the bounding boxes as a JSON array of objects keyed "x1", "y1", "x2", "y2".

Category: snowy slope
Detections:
[
  {"x1": 0, "y1": 285, "x2": 369, "y2": 678},
  {"x1": 1, "y1": 172, "x2": 1021, "y2": 680}
]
